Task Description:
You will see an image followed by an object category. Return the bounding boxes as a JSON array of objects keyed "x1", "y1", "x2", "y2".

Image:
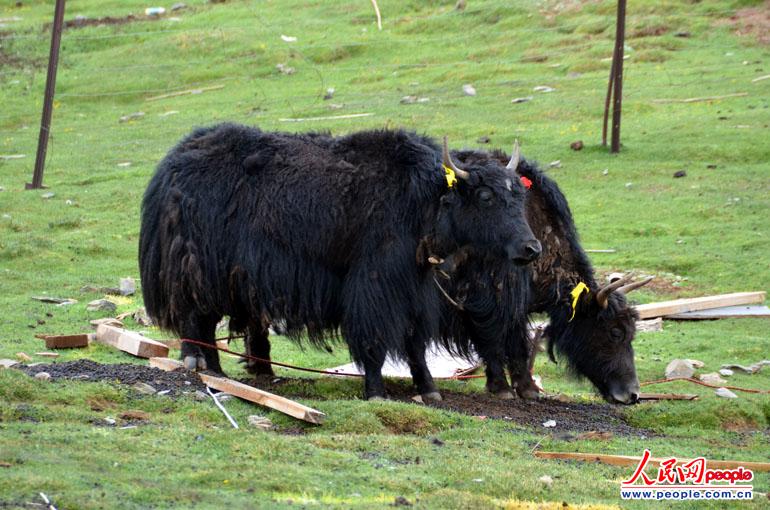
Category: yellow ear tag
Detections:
[
  {"x1": 569, "y1": 282, "x2": 589, "y2": 322},
  {"x1": 443, "y1": 164, "x2": 457, "y2": 189}
]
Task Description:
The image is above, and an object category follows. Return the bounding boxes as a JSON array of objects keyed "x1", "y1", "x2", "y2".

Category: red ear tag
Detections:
[{"x1": 520, "y1": 176, "x2": 532, "y2": 189}]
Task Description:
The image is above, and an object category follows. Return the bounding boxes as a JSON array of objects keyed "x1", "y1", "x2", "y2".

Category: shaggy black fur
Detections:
[
  {"x1": 450, "y1": 149, "x2": 640, "y2": 403},
  {"x1": 139, "y1": 124, "x2": 539, "y2": 399}
]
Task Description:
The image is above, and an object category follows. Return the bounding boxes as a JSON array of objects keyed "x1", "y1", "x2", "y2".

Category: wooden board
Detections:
[
  {"x1": 199, "y1": 373, "x2": 325, "y2": 425},
  {"x1": 149, "y1": 357, "x2": 184, "y2": 371},
  {"x1": 635, "y1": 292, "x2": 766, "y2": 320},
  {"x1": 94, "y1": 325, "x2": 169, "y2": 359},
  {"x1": 534, "y1": 451, "x2": 770, "y2": 472},
  {"x1": 35, "y1": 333, "x2": 90, "y2": 349},
  {"x1": 638, "y1": 393, "x2": 698, "y2": 401},
  {"x1": 665, "y1": 305, "x2": 770, "y2": 320}
]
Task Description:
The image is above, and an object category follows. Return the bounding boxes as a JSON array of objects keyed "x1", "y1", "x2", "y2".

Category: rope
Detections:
[{"x1": 640, "y1": 377, "x2": 769, "y2": 394}]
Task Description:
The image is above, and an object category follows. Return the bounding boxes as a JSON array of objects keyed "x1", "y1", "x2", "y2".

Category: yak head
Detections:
[
  {"x1": 435, "y1": 137, "x2": 541, "y2": 265},
  {"x1": 547, "y1": 274, "x2": 653, "y2": 405}
]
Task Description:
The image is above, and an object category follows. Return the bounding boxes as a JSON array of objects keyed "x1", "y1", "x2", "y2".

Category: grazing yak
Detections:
[
  {"x1": 139, "y1": 124, "x2": 541, "y2": 400},
  {"x1": 438, "y1": 147, "x2": 652, "y2": 404}
]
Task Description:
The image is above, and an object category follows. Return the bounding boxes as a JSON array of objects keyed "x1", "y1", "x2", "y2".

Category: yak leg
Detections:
[
  {"x1": 470, "y1": 335, "x2": 514, "y2": 399},
  {"x1": 244, "y1": 322, "x2": 275, "y2": 376},
  {"x1": 507, "y1": 325, "x2": 540, "y2": 400},
  {"x1": 405, "y1": 334, "x2": 441, "y2": 401},
  {"x1": 180, "y1": 313, "x2": 222, "y2": 373}
]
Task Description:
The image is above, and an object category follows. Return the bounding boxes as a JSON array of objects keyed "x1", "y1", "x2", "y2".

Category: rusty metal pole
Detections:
[
  {"x1": 27, "y1": 0, "x2": 66, "y2": 190},
  {"x1": 601, "y1": 56, "x2": 615, "y2": 146},
  {"x1": 610, "y1": 0, "x2": 626, "y2": 153}
]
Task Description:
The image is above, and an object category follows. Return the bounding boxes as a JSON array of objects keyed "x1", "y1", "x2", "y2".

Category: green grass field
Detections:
[{"x1": 1, "y1": 0, "x2": 768, "y2": 508}]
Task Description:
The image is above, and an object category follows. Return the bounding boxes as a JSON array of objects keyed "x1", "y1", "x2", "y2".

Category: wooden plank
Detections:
[
  {"x1": 534, "y1": 451, "x2": 770, "y2": 472},
  {"x1": 665, "y1": 305, "x2": 770, "y2": 320},
  {"x1": 635, "y1": 292, "x2": 766, "y2": 319},
  {"x1": 635, "y1": 317, "x2": 663, "y2": 332},
  {"x1": 94, "y1": 325, "x2": 169, "y2": 359},
  {"x1": 145, "y1": 84, "x2": 225, "y2": 102},
  {"x1": 35, "y1": 333, "x2": 90, "y2": 349},
  {"x1": 638, "y1": 393, "x2": 697, "y2": 401},
  {"x1": 149, "y1": 357, "x2": 184, "y2": 371},
  {"x1": 199, "y1": 373, "x2": 325, "y2": 425}
]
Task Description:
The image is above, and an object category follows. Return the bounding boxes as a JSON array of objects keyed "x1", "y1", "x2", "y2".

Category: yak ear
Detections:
[{"x1": 243, "y1": 146, "x2": 276, "y2": 175}]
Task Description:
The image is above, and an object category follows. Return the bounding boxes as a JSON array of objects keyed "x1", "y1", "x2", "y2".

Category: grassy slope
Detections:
[{"x1": 1, "y1": 0, "x2": 768, "y2": 508}]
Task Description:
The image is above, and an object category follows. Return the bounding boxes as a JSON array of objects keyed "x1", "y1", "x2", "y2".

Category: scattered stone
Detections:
[
  {"x1": 323, "y1": 87, "x2": 335, "y2": 100},
  {"x1": 570, "y1": 140, "x2": 584, "y2": 151},
  {"x1": 247, "y1": 415, "x2": 273, "y2": 430},
  {"x1": 665, "y1": 359, "x2": 695, "y2": 379},
  {"x1": 722, "y1": 360, "x2": 770, "y2": 374},
  {"x1": 533, "y1": 85, "x2": 555, "y2": 93},
  {"x1": 548, "y1": 160, "x2": 561, "y2": 168},
  {"x1": 156, "y1": 389, "x2": 171, "y2": 396},
  {"x1": 511, "y1": 96, "x2": 533, "y2": 104},
  {"x1": 0, "y1": 359, "x2": 19, "y2": 369},
  {"x1": 144, "y1": 7, "x2": 166, "y2": 16},
  {"x1": 430, "y1": 437, "x2": 444, "y2": 446},
  {"x1": 635, "y1": 317, "x2": 663, "y2": 333},
  {"x1": 719, "y1": 369, "x2": 734, "y2": 377},
  {"x1": 119, "y1": 112, "x2": 145, "y2": 123},
  {"x1": 602, "y1": 169, "x2": 609, "y2": 176},
  {"x1": 542, "y1": 419, "x2": 557, "y2": 428},
  {"x1": 280, "y1": 34, "x2": 297, "y2": 43},
  {"x1": 673, "y1": 170, "x2": 687, "y2": 178},
  {"x1": 476, "y1": 136, "x2": 490, "y2": 144},
  {"x1": 41, "y1": 192, "x2": 55, "y2": 199},
  {"x1": 400, "y1": 95, "x2": 429, "y2": 104},
  {"x1": 119, "y1": 277, "x2": 136, "y2": 296},
  {"x1": 103, "y1": 417, "x2": 117, "y2": 425},
  {"x1": 462, "y1": 84, "x2": 477, "y2": 96},
  {"x1": 34, "y1": 352, "x2": 60, "y2": 358},
  {"x1": 216, "y1": 393, "x2": 234, "y2": 402},
  {"x1": 674, "y1": 31, "x2": 691, "y2": 38},
  {"x1": 625, "y1": 182, "x2": 633, "y2": 189},
  {"x1": 276, "y1": 63, "x2": 295, "y2": 75},
  {"x1": 132, "y1": 382, "x2": 157, "y2": 395},
  {"x1": 686, "y1": 359, "x2": 705, "y2": 369},
  {"x1": 699, "y1": 373, "x2": 727, "y2": 385},
  {"x1": 411, "y1": 395, "x2": 424, "y2": 404},
  {"x1": 159, "y1": 111, "x2": 179, "y2": 117},
  {"x1": 706, "y1": 164, "x2": 717, "y2": 169},
  {"x1": 90, "y1": 318, "x2": 124, "y2": 329},
  {"x1": 32, "y1": 296, "x2": 77, "y2": 305},
  {"x1": 393, "y1": 496, "x2": 412, "y2": 507},
  {"x1": 539, "y1": 475, "x2": 554, "y2": 488},
  {"x1": 117, "y1": 162, "x2": 132, "y2": 168},
  {"x1": 16, "y1": 352, "x2": 32, "y2": 362},
  {"x1": 87, "y1": 299, "x2": 117, "y2": 313},
  {"x1": 455, "y1": 0, "x2": 466, "y2": 11},
  {"x1": 327, "y1": 103, "x2": 344, "y2": 110},
  {"x1": 715, "y1": 387, "x2": 738, "y2": 399},
  {"x1": 193, "y1": 390, "x2": 209, "y2": 401},
  {"x1": 170, "y1": 2, "x2": 187, "y2": 11}
]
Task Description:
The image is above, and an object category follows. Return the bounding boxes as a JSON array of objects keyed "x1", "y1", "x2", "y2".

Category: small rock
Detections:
[
  {"x1": 430, "y1": 437, "x2": 444, "y2": 446},
  {"x1": 87, "y1": 299, "x2": 117, "y2": 313},
  {"x1": 0, "y1": 359, "x2": 20, "y2": 369},
  {"x1": 280, "y1": 34, "x2": 297, "y2": 43},
  {"x1": 157, "y1": 389, "x2": 171, "y2": 396},
  {"x1": 719, "y1": 369, "x2": 734, "y2": 377},
  {"x1": 411, "y1": 395, "x2": 424, "y2": 404},
  {"x1": 393, "y1": 496, "x2": 412, "y2": 507},
  {"x1": 144, "y1": 7, "x2": 166, "y2": 16},
  {"x1": 41, "y1": 192, "x2": 55, "y2": 199},
  {"x1": 699, "y1": 373, "x2": 726, "y2": 385},
  {"x1": 90, "y1": 318, "x2": 124, "y2": 329},
  {"x1": 511, "y1": 96, "x2": 533, "y2": 104},
  {"x1": 539, "y1": 475, "x2": 554, "y2": 487},
  {"x1": 625, "y1": 182, "x2": 633, "y2": 189},
  {"x1": 548, "y1": 160, "x2": 561, "y2": 168},
  {"x1": 132, "y1": 382, "x2": 157, "y2": 395},
  {"x1": 170, "y1": 2, "x2": 187, "y2": 11},
  {"x1": 715, "y1": 387, "x2": 737, "y2": 399},
  {"x1": 247, "y1": 415, "x2": 273, "y2": 430},
  {"x1": 276, "y1": 63, "x2": 295, "y2": 75},
  {"x1": 533, "y1": 85, "x2": 555, "y2": 93},
  {"x1": 455, "y1": 0, "x2": 466, "y2": 11},
  {"x1": 542, "y1": 419, "x2": 557, "y2": 428},
  {"x1": 119, "y1": 112, "x2": 145, "y2": 123},
  {"x1": 16, "y1": 352, "x2": 32, "y2": 362},
  {"x1": 117, "y1": 161, "x2": 132, "y2": 168},
  {"x1": 193, "y1": 390, "x2": 209, "y2": 401},
  {"x1": 665, "y1": 359, "x2": 695, "y2": 379},
  {"x1": 323, "y1": 87, "x2": 335, "y2": 100},
  {"x1": 34, "y1": 372, "x2": 51, "y2": 381},
  {"x1": 476, "y1": 136, "x2": 490, "y2": 144},
  {"x1": 158, "y1": 111, "x2": 179, "y2": 117},
  {"x1": 673, "y1": 170, "x2": 687, "y2": 178},
  {"x1": 119, "y1": 277, "x2": 136, "y2": 296},
  {"x1": 706, "y1": 164, "x2": 717, "y2": 169},
  {"x1": 462, "y1": 84, "x2": 477, "y2": 96},
  {"x1": 686, "y1": 359, "x2": 705, "y2": 369},
  {"x1": 133, "y1": 307, "x2": 154, "y2": 327},
  {"x1": 674, "y1": 31, "x2": 691, "y2": 38},
  {"x1": 216, "y1": 393, "x2": 234, "y2": 402},
  {"x1": 602, "y1": 169, "x2": 609, "y2": 176},
  {"x1": 103, "y1": 417, "x2": 117, "y2": 425},
  {"x1": 327, "y1": 103, "x2": 344, "y2": 110},
  {"x1": 570, "y1": 140, "x2": 584, "y2": 151}
]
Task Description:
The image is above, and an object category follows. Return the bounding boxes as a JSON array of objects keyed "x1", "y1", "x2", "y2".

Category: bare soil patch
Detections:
[
  {"x1": 715, "y1": 1, "x2": 770, "y2": 45},
  {"x1": 43, "y1": 14, "x2": 165, "y2": 32}
]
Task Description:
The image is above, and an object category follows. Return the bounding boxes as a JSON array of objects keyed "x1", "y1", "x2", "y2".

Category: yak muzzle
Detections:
[
  {"x1": 505, "y1": 239, "x2": 542, "y2": 264},
  {"x1": 607, "y1": 379, "x2": 641, "y2": 405}
]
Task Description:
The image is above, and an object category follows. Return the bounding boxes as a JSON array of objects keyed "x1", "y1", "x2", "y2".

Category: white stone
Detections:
[
  {"x1": 34, "y1": 372, "x2": 51, "y2": 381},
  {"x1": 719, "y1": 369, "x2": 734, "y2": 377},
  {"x1": 462, "y1": 84, "x2": 477, "y2": 96},
  {"x1": 542, "y1": 419, "x2": 556, "y2": 428},
  {"x1": 699, "y1": 373, "x2": 726, "y2": 385},
  {"x1": 247, "y1": 415, "x2": 273, "y2": 430},
  {"x1": 539, "y1": 475, "x2": 553, "y2": 487},
  {"x1": 665, "y1": 359, "x2": 694, "y2": 379},
  {"x1": 715, "y1": 387, "x2": 737, "y2": 399}
]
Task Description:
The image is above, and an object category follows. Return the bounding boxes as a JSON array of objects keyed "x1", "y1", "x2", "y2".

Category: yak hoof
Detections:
[
  {"x1": 421, "y1": 391, "x2": 443, "y2": 402},
  {"x1": 367, "y1": 395, "x2": 387, "y2": 402},
  {"x1": 183, "y1": 355, "x2": 207, "y2": 371},
  {"x1": 518, "y1": 388, "x2": 541, "y2": 400},
  {"x1": 495, "y1": 390, "x2": 515, "y2": 400}
]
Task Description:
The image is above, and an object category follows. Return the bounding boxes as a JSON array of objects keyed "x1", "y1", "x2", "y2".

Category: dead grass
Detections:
[{"x1": 715, "y1": 1, "x2": 770, "y2": 45}]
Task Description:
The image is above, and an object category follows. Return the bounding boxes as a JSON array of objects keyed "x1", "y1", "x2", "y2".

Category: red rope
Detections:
[
  {"x1": 640, "y1": 376, "x2": 769, "y2": 394},
  {"x1": 180, "y1": 338, "x2": 484, "y2": 380}
]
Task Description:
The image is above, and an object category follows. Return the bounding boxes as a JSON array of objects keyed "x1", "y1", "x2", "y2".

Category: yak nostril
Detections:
[
  {"x1": 525, "y1": 240, "x2": 542, "y2": 259},
  {"x1": 630, "y1": 392, "x2": 639, "y2": 403}
]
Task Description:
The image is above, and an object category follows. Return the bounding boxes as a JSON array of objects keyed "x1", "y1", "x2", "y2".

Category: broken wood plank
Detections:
[
  {"x1": 635, "y1": 292, "x2": 766, "y2": 319},
  {"x1": 279, "y1": 112, "x2": 374, "y2": 122},
  {"x1": 199, "y1": 373, "x2": 325, "y2": 425},
  {"x1": 652, "y1": 92, "x2": 748, "y2": 104},
  {"x1": 145, "y1": 84, "x2": 225, "y2": 102},
  {"x1": 638, "y1": 393, "x2": 697, "y2": 401},
  {"x1": 149, "y1": 357, "x2": 184, "y2": 371},
  {"x1": 585, "y1": 249, "x2": 616, "y2": 253},
  {"x1": 94, "y1": 325, "x2": 169, "y2": 358},
  {"x1": 635, "y1": 317, "x2": 663, "y2": 332},
  {"x1": 534, "y1": 451, "x2": 770, "y2": 472},
  {"x1": 34, "y1": 352, "x2": 60, "y2": 358},
  {"x1": 665, "y1": 305, "x2": 770, "y2": 320},
  {"x1": 35, "y1": 333, "x2": 90, "y2": 349},
  {"x1": 0, "y1": 359, "x2": 19, "y2": 369}
]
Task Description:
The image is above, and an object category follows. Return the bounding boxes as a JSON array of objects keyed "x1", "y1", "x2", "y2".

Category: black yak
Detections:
[
  {"x1": 139, "y1": 124, "x2": 541, "y2": 400},
  {"x1": 440, "y1": 147, "x2": 652, "y2": 404}
]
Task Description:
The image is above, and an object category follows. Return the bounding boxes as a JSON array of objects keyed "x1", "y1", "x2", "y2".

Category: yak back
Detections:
[{"x1": 139, "y1": 123, "x2": 447, "y2": 356}]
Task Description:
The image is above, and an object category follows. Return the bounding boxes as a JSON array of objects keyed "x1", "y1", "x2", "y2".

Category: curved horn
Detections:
[
  {"x1": 617, "y1": 276, "x2": 655, "y2": 295},
  {"x1": 506, "y1": 139, "x2": 521, "y2": 171},
  {"x1": 442, "y1": 136, "x2": 470, "y2": 181},
  {"x1": 595, "y1": 273, "x2": 634, "y2": 309}
]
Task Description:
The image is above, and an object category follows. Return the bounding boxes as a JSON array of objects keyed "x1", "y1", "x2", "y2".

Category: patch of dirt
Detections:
[
  {"x1": 715, "y1": 1, "x2": 770, "y2": 45},
  {"x1": 20, "y1": 359, "x2": 207, "y2": 395},
  {"x1": 595, "y1": 269, "x2": 688, "y2": 296},
  {"x1": 43, "y1": 14, "x2": 165, "y2": 31}
]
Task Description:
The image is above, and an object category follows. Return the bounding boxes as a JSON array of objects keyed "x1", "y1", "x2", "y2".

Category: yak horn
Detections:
[
  {"x1": 617, "y1": 276, "x2": 655, "y2": 295},
  {"x1": 442, "y1": 137, "x2": 470, "y2": 181},
  {"x1": 595, "y1": 273, "x2": 634, "y2": 309},
  {"x1": 505, "y1": 139, "x2": 521, "y2": 171}
]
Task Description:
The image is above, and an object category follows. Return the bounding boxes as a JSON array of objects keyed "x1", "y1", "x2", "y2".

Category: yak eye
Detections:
[
  {"x1": 476, "y1": 188, "x2": 493, "y2": 206},
  {"x1": 610, "y1": 327, "x2": 624, "y2": 341}
]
